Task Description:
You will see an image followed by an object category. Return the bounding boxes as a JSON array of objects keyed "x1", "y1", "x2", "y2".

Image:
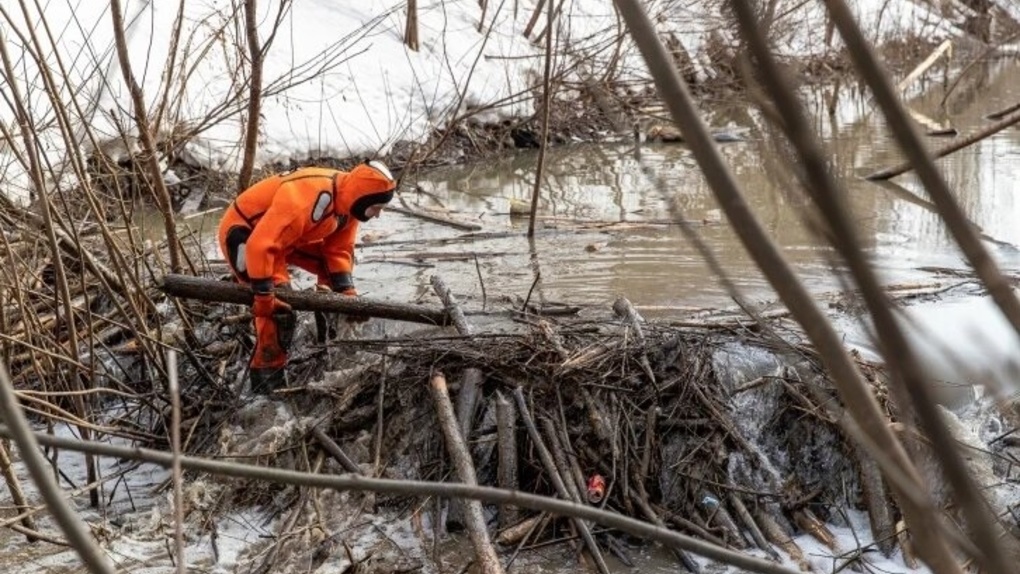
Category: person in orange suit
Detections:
[{"x1": 217, "y1": 160, "x2": 397, "y2": 393}]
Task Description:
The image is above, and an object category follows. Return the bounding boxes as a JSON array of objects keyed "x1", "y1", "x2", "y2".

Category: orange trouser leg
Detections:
[
  {"x1": 250, "y1": 310, "x2": 294, "y2": 394},
  {"x1": 288, "y1": 244, "x2": 331, "y2": 286},
  {"x1": 252, "y1": 315, "x2": 288, "y2": 369}
]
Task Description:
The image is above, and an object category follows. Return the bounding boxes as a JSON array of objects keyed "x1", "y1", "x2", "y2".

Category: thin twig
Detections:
[{"x1": 168, "y1": 350, "x2": 186, "y2": 574}]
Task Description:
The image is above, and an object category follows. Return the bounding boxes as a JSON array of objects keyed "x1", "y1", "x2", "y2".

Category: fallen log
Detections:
[{"x1": 158, "y1": 274, "x2": 450, "y2": 326}]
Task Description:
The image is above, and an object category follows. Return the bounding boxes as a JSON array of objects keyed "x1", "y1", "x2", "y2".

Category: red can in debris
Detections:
[{"x1": 586, "y1": 474, "x2": 606, "y2": 504}]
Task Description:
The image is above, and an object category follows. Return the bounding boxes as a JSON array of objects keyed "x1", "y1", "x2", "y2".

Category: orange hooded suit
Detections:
[{"x1": 217, "y1": 160, "x2": 396, "y2": 393}]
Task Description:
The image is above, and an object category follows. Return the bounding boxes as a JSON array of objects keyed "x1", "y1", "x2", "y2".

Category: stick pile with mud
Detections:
[{"x1": 190, "y1": 290, "x2": 919, "y2": 574}]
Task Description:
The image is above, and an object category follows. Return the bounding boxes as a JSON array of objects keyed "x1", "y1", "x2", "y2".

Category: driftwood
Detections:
[
  {"x1": 430, "y1": 275, "x2": 473, "y2": 335},
  {"x1": 158, "y1": 273, "x2": 450, "y2": 325},
  {"x1": 865, "y1": 104, "x2": 1020, "y2": 180},
  {"x1": 456, "y1": 369, "x2": 483, "y2": 440},
  {"x1": 792, "y1": 509, "x2": 839, "y2": 554},
  {"x1": 896, "y1": 39, "x2": 952, "y2": 93},
  {"x1": 388, "y1": 204, "x2": 483, "y2": 232},
  {"x1": 852, "y1": 441, "x2": 896, "y2": 555},
  {"x1": 430, "y1": 373, "x2": 504, "y2": 574},
  {"x1": 986, "y1": 101, "x2": 1020, "y2": 121},
  {"x1": 496, "y1": 513, "x2": 542, "y2": 545}
]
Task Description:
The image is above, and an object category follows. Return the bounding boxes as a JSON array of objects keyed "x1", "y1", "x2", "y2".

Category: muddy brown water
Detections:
[
  {"x1": 364, "y1": 59, "x2": 1020, "y2": 410},
  {"x1": 386, "y1": 73, "x2": 1020, "y2": 314}
]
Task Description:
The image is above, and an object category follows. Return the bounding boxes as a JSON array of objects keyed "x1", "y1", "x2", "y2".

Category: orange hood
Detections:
[{"x1": 337, "y1": 161, "x2": 396, "y2": 221}]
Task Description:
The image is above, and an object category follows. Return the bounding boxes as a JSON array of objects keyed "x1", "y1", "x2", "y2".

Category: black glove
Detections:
[
  {"x1": 330, "y1": 272, "x2": 355, "y2": 294},
  {"x1": 329, "y1": 272, "x2": 368, "y2": 324}
]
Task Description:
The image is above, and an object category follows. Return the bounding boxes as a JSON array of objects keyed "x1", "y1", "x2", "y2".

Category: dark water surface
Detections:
[{"x1": 392, "y1": 64, "x2": 1020, "y2": 315}]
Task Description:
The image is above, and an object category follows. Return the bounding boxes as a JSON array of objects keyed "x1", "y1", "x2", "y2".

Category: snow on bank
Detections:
[{"x1": 1, "y1": 0, "x2": 1002, "y2": 193}]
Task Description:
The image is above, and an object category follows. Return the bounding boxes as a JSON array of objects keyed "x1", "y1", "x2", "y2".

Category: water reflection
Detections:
[{"x1": 387, "y1": 61, "x2": 1020, "y2": 318}]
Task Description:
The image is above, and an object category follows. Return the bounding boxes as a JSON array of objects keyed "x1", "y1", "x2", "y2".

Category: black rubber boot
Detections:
[
  {"x1": 250, "y1": 367, "x2": 287, "y2": 395},
  {"x1": 314, "y1": 311, "x2": 339, "y2": 343}
]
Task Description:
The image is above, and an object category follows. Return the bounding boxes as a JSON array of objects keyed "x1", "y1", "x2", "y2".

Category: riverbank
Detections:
[{"x1": 4, "y1": 3, "x2": 1020, "y2": 573}]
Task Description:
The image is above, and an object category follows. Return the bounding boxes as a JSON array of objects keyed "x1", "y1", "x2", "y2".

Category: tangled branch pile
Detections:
[{"x1": 188, "y1": 299, "x2": 928, "y2": 574}]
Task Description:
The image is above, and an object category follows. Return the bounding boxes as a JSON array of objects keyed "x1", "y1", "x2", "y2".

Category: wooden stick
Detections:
[
  {"x1": 168, "y1": 350, "x2": 185, "y2": 574},
  {"x1": 865, "y1": 105, "x2": 1020, "y2": 180},
  {"x1": 896, "y1": 39, "x2": 952, "y2": 93},
  {"x1": 389, "y1": 203, "x2": 483, "y2": 232},
  {"x1": 431, "y1": 274, "x2": 484, "y2": 529},
  {"x1": 792, "y1": 509, "x2": 840, "y2": 554},
  {"x1": 0, "y1": 366, "x2": 115, "y2": 573},
  {"x1": 639, "y1": 406, "x2": 657, "y2": 488},
  {"x1": 431, "y1": 373, "x2": 504, "y2": 574},
  {"x1": 631, "y1": 490, "x2": 701, "y2": 573},
  {"x1": 728, "y1": 493, "x2": 780, "y2": 561},
  {"x1": 541, "y1": 417, "x2": 583, "y2": 502},
  {"x1": 512, "y1": 387, "x2": 611, "y2": 574},
  {"x1": 985, "y1": 101, "x2": 1020, "y2": 121},
  {"x1": 0, "y1": 440, "x2": 38, "y2": 541},
  {"x1": 495, "y1": 391, "x2": 519, "y2": 528},
  {"x1": 612, "y1": 297, "x2": 658, "y2": 388},
  {"x1": 159, "y1": 273, "x2": 450, "y2": 325},
  {"x1": 697, "y1": 493, "x2": 747, "y2": 549},
  {"x1": 503, "y1": 513, "x2": 550, "y2": 570},
  {"x1": 896, "y1": 520, "x2": 919, "y2": 569},
  {"x1": 496, "y1": 513, "x2": 542, "y2": 545},
  {"x1": 660, "y1": 507, "x2": 730, "y2": 549},
  {"x1": 430, "y1": 274, "x2": 473, "y2": 335},
  {"x1": 755, "y1": 509, "x2": 812, "y2": 572},
  {"x1": 456, "y1": 369, "x2": 483, "y2": 441},
  {"x1": 311, "y1": 427, "x2": 363, "y2": 475},
  {"x1": 556, "y1": 421, "x2": 590, "y2": 503}
]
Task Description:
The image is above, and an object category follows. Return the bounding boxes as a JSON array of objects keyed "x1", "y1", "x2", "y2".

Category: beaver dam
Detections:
[{"x1": 1, "y1": 272, "x2": 1007, "y2": 574}]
